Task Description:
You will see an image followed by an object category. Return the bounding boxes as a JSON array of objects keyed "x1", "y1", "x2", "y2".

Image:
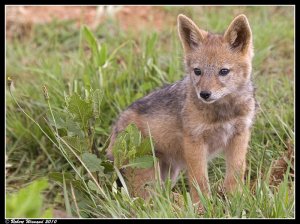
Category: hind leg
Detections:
[
  {"x1": 123, "y1": 159, "x2": 182, "y2": 199},
  {"x1": 159, "y1": 159, "x2": 182, "y2": 186},
  {"x1": 123, "y1": 166, "x2": 156, "y2": 199},
  {"x1": 122, "y1": 158, "x2": 166, "y2": 199}
]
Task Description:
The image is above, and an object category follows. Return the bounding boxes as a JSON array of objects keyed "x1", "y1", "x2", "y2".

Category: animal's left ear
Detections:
[{"x1": 224, "y1": 14, "x2": 252, "y2": 54}]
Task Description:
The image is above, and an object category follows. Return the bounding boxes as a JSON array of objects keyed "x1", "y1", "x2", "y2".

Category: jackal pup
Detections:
[{"x1": 107, "y1": 14, "x2": 256, "y2": 204}]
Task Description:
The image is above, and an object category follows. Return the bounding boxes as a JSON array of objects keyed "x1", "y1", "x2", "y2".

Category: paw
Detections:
[
  {"x1": 224, "y1": 177, "x2": 243, "y2": 194},
  {"x1": 193, "y1": 201, "x2": 205, "y2": 215}
]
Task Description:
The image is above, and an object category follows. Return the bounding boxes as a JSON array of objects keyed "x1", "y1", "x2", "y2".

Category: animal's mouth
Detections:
[
  {"x1": 199, "y1": 98, "x2": 216, "y2": 104},
  {"x1": 197, "y1": 94, "x2": 217, "y2": 104}
]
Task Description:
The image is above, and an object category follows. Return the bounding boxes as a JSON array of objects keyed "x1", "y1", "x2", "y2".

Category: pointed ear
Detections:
[
  {"x1": 224, "y1": 14, "x2": 252, "y2": 54},
  {"x1": 177, "y1": 14, "x2": 207, "y2": 52}
]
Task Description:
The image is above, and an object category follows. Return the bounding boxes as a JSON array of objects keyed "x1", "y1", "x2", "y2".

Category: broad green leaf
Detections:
[
  {"x1": 67, "y1": 93, "x2": 93, "y2": 128},
  {"x1": 6, "y1": 179, "x2": 51, "y2": 218},
  {"x1": 101, "y1": 160, "x2": 114, "y2": 173},
  {"x1": 61, "y1": 136, "x2": 89, "y2": 155},
  {"x1": 127, "y1": 147, "x2": 137, "y2": 160},
  {"x1": 46, "y1": 110, "x2": 83, "y2": 137},
  {"x1": 41, "y1": 208, "x2": 53, "y2": 218},
  {"x1": 87, "y1": 180, "x2": 101, "y2": 194},
  {"x1": 112, "y1": 124, "x2": 154, "y2": 168},
  {"x1": 81, "y1": 152, "x2": 104, "y2": 172},
  {"x1": 49, "y1": 172, "x2": 74, "y2": 183},
  {"x1": 46, "y1": 111, "x2": 66, "y2": 129},
  {"x1": 49, "y1": 172, "x2": 86, "y2": 192},
  {"x1": 126, "y1": 155, "x2": 154, "y2": 169},
  {"x1": 136, "y1": 137, "x2": 152, "y2": 157},
  {"x1": 65, "y1": 117, "x2": 84, "y2": 137},
  {"x1": 126, "y1": 123, "x2": 141, "y2": 149},
  {"x1": 112, "y1": 132, "x2": 129, "y2": 168},
  {"x1": 82, "y1": 26, "x2": 98, "y2": 58}
]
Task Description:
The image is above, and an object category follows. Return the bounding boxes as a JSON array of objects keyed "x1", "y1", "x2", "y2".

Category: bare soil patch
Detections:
[{"x1": 6, "y1": 6, "x2": 175, "y2": 39}]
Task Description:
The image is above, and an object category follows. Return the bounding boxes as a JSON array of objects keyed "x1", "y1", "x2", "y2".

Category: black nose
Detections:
[{"x1": 200, "y1": 91, "x2": 211, "y2": 100}]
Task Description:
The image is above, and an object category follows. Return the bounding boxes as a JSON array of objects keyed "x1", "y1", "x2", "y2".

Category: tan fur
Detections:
[{"x1": 106, "y1": 14, "x2": 256, "y2": 208}]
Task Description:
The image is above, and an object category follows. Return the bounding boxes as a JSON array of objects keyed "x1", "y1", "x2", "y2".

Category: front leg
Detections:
[
  {"x1": 224, "y1": 129, "x2": 250, "y2": 193},
  {"x1": 183, "y1": 136, "x2": 210, "y2": 204}
]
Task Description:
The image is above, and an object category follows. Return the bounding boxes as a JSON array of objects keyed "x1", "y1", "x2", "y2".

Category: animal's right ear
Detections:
[{"x1": 177, "y1": 14, "x2": 207, "y2": 53}]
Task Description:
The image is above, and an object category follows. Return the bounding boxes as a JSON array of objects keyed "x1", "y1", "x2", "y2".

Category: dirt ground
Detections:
[{"x1": 5, "y1": 6, "x2": 175, "y2": 39}]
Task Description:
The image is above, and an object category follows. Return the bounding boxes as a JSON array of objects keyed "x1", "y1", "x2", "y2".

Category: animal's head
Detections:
[{"x1": 177, "y1": 14, "x2": 254, "y2": 104}]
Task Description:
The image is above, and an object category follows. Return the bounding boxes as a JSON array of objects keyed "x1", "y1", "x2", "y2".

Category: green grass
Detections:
[{"x1": 6, "y1": 6, "x2": 294, "y2": 218}]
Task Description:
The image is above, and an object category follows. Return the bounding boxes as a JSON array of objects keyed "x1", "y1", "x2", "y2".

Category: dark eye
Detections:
[
  {"x1": 219, "y1": 68, "x2": 230, "y2": 76},
  {"x1": 194, "y1": 68, "x2": 202, "y2": 76}
]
